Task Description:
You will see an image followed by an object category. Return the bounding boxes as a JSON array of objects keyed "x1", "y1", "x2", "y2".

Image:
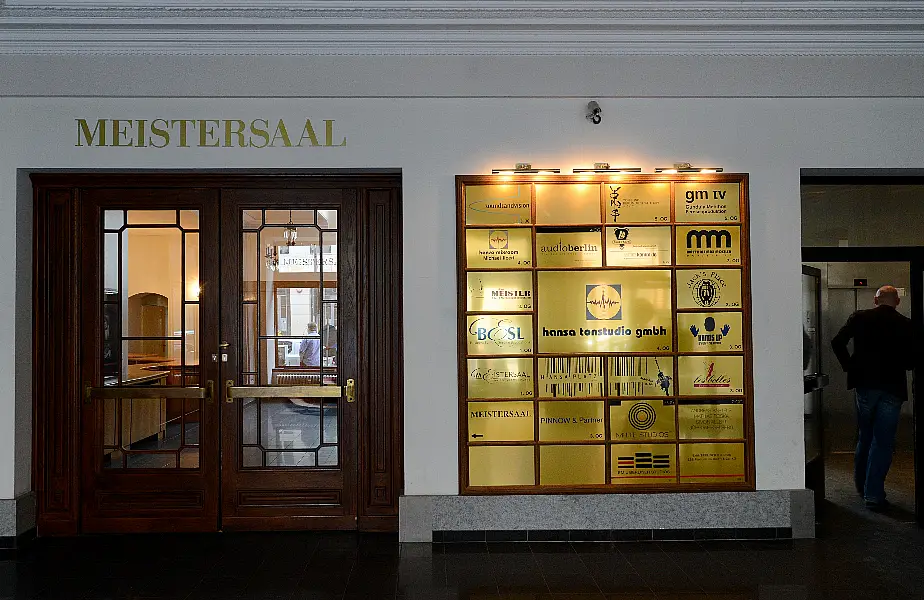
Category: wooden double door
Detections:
[{"x1": 33, "y1": 175, "x2": 403, "y2": 534}]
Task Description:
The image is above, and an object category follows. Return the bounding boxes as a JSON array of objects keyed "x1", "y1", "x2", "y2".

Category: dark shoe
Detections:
[{"x1": 865, "y1": 498, "x2": 891, "y2": 512}]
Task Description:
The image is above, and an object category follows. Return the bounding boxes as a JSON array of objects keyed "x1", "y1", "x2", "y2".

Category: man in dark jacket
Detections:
[{"x1": 831, "y1": 285, "x2": 914, "y2": 510}]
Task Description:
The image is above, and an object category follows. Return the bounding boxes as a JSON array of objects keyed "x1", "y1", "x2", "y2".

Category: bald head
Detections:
[{"x1": 874, "y1": 285, "x2": 900, "y2": 308}]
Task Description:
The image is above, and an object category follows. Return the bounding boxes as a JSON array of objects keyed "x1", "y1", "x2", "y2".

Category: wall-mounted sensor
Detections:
[{"x1": 586, "y1": 101, "x2": 602, "y2": 124}]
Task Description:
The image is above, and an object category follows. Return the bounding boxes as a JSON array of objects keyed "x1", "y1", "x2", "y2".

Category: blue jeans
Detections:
[{"x1": 854, "y1": 388, "x2": 903, "y2": 504}]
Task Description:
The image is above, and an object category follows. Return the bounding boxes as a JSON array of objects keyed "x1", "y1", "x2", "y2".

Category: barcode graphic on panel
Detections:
[
  {"x1": 539, "y1": 357, "x2": 604, "y2": 397},
  {"x1": 609, "y1": 357, "x2": 648, "y2": 396}
]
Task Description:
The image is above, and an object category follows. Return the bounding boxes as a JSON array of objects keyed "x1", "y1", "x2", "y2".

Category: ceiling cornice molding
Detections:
[{"x1": 3, "y1": 1, "x2": 924, "y2": 56}]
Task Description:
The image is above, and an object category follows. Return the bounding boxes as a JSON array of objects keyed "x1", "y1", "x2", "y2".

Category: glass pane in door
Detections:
[
  {"x1": 100, "y1": 209, "x2": 201, "y2": 470},
  {"x1": 239, "y1": 209, "x2": 340, "y2": 469}
]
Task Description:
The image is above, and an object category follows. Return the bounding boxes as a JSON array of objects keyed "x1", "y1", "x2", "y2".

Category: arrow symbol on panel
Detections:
[{"x1": 471, "y1": 433, "x2": 484, "y2": 439}]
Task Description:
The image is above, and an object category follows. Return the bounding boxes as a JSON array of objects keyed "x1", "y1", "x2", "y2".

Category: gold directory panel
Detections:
[
  {"x1": 466, "y1": 314, "x2": 533, "y2": 355},
  {"x1": 674, "y1": 183, "x2": 741, "y2": 223},
  {"x1": 603, "y1": 182, "x2": 671, "y2": 223},
  {"x1": 536, "y1": 228, "x2": 603, "y2": 268},
  {"x1": 466, "y1": 227, "x2": 533, "y2": 269},
  {"x1": 458, "y1": 174, "x2": 752, "y2": 494},
  {"x1": 679, "y1": 443, "x2": 746, "y2": 484},
  {"x1": 467, "y1": 271, "x2": 534, "y2": 312},
  {"x1": 678, "y1": 399, "x2": 745, "y2": 440},
  {"x1": 537, "y1": 270, "x2": 673, "y2": 353},
  {"x1": 465, "y1": 184, "x2": 532, "y2": 225},
  {"x1": 605, "y1": 226, "x2": 672, "y2": 266},
  {"x1": 676, "y1": 269, "x2": 743, "y2": 309}
]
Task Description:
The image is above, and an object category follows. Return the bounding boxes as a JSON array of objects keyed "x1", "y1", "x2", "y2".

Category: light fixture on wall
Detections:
[
  {"x1": 491, "y1": 163, "x2": 561, "y2": 175},
  {"x1": 265, "y1": 245, "x2": 279, "y2": 272},
  {"x1": 573, "y1": 163, "x2": 642, "y2": 174},
  {"x1": 654, "y1": 163, "x2": 724, "y2": 173}
]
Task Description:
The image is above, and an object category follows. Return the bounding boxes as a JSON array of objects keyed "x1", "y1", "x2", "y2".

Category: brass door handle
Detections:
[
  {"x1": 84, "y1": 381, "x2": 214, "y2": 404},
  {"x1": 346, "y1": 378, "x2": 355, "y2": 403}
]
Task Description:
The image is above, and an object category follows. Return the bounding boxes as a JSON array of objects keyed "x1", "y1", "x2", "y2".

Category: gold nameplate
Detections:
[
  {"x1": 674, "y1": 183, "x2": 740, "y2": 223},
  {"x1": 535, "y1": 184, "x2": 602, "y2": 224},
  {"x1": 678, "y1": 399, "x2": 745, "y2": 440},
  {"x1": 466, "y1": 227, "x2": 533, "y2": 269},
  {"x1": 464, "y1": 184, "x2": 532, "y2": 225},
  {"x1": 468, "y1": 401, "x2": 534, "y2": 442},
  {"x1": 537, "y1": 270, "x2": 673, "y2": 353},
  {"x1": 467, "y1": 358, "x2": 534, "y2": 399},
  {"x1": 675, "y1": 226, "x2": 741, "y2": 266},
  {"x1": 676, "y1": 312, "x2": 744, "y2": 353},
  {"x1": 540, "y1": 445, "x2": 605, "y2": 485},
  {"x1": 679, "y1": 443, "x2": 746, "y2": 483},
  {"x1": 676, "y1": 269, "x2": 743, "y2": 310},
  {"x1": 538, "y1": 356, "x2": 605, "y2": 398},
  {"x1": 611, "y1": 444, "x2": 676, "y2": 485},
  {"x1": 536, "y1": 228, "x2": 603, "y2": 268},
  {"x1": 466, "y1": 314, "x2": 534, "y2": 356},
  {"x1": 469, "y1": 445, "x2": 535, "y2": 486},
  {"x1": 467, "y1": 271, "x2": 534, "y2": 312},
  {"x1": 608, "y1": 356, "x2": 674, "y2": 397},
  {"x1": 538, "y1": 401, "x2": 605, "y2": 442},
  {"x1": 605, "y1": 226, "x2": 672, "y2": 266},
  {"x1": 610, "y1": 399, "x2": 676, "y2": 442},
  {"x1": 602, "y1": 182, "x2": 671, "y2": 224},
  {"x1": 678, "y1": 356, "x2": 745, "y2": 396}
]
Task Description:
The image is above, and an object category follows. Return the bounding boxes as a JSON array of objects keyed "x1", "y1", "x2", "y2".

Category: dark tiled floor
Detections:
[{"x1": 3, "y1": 456, "x2": 922, "y2": 600}]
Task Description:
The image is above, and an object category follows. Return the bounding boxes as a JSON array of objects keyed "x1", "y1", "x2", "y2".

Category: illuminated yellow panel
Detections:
[
  {"x1": 539, "y1": 445, "x2": 605, "y2": 485},
  {"x1": 676, "y1": 312, "x2": 744, "y2": 353},
  {"x1": 537, "y1": 270, "x2": 672, "y2": 353},
  {"x1": 602, "y1": 182, "x2": 671, "y2": 224},
  {"x1": 535, "y1": 184, "x2": 602, "y2": 224},
  {"x1": 676, "y1": 269, "x2": 743, "y2": 310},
  {"x1": 675, "y1": 226, "x2": 741, "y2": 266},
  {"x1": 677, "y1": 356, "x2": 745, "y2": 396},
  {"x1": 607, "y1": 356, "x2": 674, "y2": 397},
  {"x1": 605, "y1": 226, "x2": 672, "y2": 267},
  {"x1": 469, "y1": 446, "x2": 535, "y2": 487},
  {"x1": 467, "y1": 401, "x2": 534, "y2": 442},
  {"x1": 611, "y1": 444, "x2": 676, "y2": 485},
  {"x1": 610, "y1": 400, "x2": 676, "y2": 442},
  {"x1": 674, "y1": 183, "x2": 740, "y2": 223},
  {"x1": 538, "y1": 356, "x2": 605, "y2": 398},
  {"x1": 678, "y1": 400, "x2": 745, "y2": 440},
  {"x1": 679, "y1": 443, "x2": 746, "y2": 484},
  {"x1": 466, "y1": 314, "x2": 534, "y2": 356},
  {"x1": 467, "y1": 358, "x2": 534, "y2": 399},
  {"x1": 466, "y1": 227, "x2": 533, "y2": 269},
  {"x1": 536, "y1": 229, "x2": 603, "y2": 268},
  {"x1": 464, "y1": 184, "x2": 532, "y2": 225},
  {"x1": 467, "y1": 271, "x2": 534, "y2": 312},
  {"x1": 538, "y1": 401, "x2": 605, "y2": 442}
]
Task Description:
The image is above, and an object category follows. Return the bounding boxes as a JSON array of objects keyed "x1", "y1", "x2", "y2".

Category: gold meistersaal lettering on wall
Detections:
[
  {"x1": 602, "y1": 183, "x2": 671, "y2": 223},
  {"x1": 676, "y1": 312, "x2": 744, "y2": 353},
  {"x1": 676, "y1": 269, "x2": 743, "y2": 310},
  {"x1": 466, "y1": 315, "x2": 533, "y2": 355},
  {"x1": 467, "y1": 357, "x2": 534, "y2": 399},
  {"x1": 536, "y1": 228, "x2": 603, "y2": 268},
  {"x1": 464, "y1": 185, "x2": 532, "y2": 225},
  {"x1": 467, "y1": 271, "x2": 533, "y2": 312},
  {"x1": 538, "y1": 356, "x2": 605, "y2": 398},
  {"x1": 675, "y1": 226, "x2": 741, "y2": 266},
  {"x1": 466, "y1": 227, "x2": 533, "y2": 269},
  {"x1": 674, "y1": 183, "x2": 740, "y2": 223},
  {"x1": 467, "y1": 401, "x2": 534, "y2": 442},
  {"x1": 537, "y1": 270, "x2": 673, "y2": 353}
]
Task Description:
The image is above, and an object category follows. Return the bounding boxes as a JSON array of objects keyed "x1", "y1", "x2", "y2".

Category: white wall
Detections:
[{"x1": 4, "y1": 96, "x2": 924, "y2": 499}]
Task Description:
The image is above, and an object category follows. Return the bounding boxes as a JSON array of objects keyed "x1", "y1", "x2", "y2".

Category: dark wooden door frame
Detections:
[
  {"x1": 802, "y1": 246, "x2": 924, "y2": 527},
  {"x1": 32, "y1": 173, "x2": 404, "y2": 535}
]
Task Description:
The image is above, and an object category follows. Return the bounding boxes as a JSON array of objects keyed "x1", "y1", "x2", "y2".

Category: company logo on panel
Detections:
[
  {"x1": 468, "y1": 318, "x2": 526, "y2": 345},
  {"x1": 488, "y1": 229, "x2": 509, "y2": 249},
  {"x1": 615, "y1": 451, "x2": 672, "y2": 470},
  {"x1": 469, "y1": 367, "x2": 531, "y2": 383},
  {"x1": 693, "y1": 361, "x2": 732, "y2": 389},
  {"x1": 585, "y1": 284, "x2": 622, "y2": 320},
  {"x1": 689, "y1": 272, "x2": 724, "y2": 307},
  {"x1": 689, "y1": 317, "x2": 731, "y2": 345},
  {"x1": 685, "y1": 229, "x2": 732, "y2": 250},
  {"x1": 628, "y1": 402, "x2": 657, "y2": 431}
]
